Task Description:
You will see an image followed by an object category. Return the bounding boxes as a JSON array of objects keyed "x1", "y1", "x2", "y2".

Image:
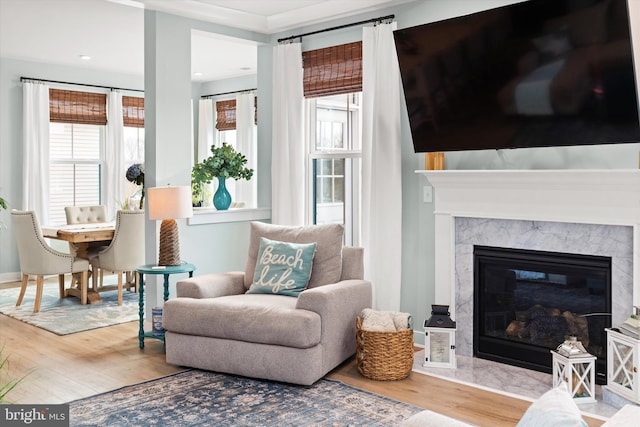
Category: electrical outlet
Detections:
[{"x1": 423, "y1": 186, "x2": 433, "y2": 203}]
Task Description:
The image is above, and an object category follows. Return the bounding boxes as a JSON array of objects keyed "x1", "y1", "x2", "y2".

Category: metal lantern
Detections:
[
  {"x1": 551, "y1": 336, "x2": 596, "y2": 403},
  {"x1": 423, "y1": 304, "x2": 457, "y2": 368},
  {"x1": 606, "y1": 314, "x2": 640, "y2": 404}
]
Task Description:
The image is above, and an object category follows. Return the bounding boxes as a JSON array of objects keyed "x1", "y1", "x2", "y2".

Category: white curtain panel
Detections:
[
  {"x1": 272, "y1": 43, "x2": 305, "y2": 225},
  {"x1": 235, "y1": 92, "x2": 257, "y2": 208},
  {"x1": 22, "y1": 81, "x2": 50, "y2": 224},
  {"x1": 196, "y1": 98, "x2": 216, "y2": 207},
  {"x1": 105, "y1": 90, "x2": 125, "y2": 220},
  {"x1": 362, "y1": 22, "x2": 403, "y2": 311},
  {"x1": 197, "y1": 98, "x2": 215, "y2": 162}
]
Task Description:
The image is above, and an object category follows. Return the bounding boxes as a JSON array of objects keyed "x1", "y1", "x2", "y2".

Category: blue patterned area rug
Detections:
[
  {"x1": 0, "y1": 282, "x2": 138, "y2": 335},
  {"x1": 69, "y1": 370, "x2": 422, "y2": 426}
]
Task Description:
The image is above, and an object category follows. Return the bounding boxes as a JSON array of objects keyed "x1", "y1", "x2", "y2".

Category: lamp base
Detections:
[{"x1": 158, "y1": 219, "x2": 181, "y2": 266}]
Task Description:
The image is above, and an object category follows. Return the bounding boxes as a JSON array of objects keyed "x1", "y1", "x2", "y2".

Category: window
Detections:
[
  {"x1": 303, "y1": 42, "x2": 363, "y2": 246},
  {"x1": 49, "y1": 123, "x2": 102, "y2": 225},
  {"x1": 48, "y1": 89, "x2": 106, "y2": 225},
  {"x1": 212, "y1": 96, "x2": 257, "y2": 208},
  {"x1": 123, "y1": 95, "x2": 145, "y2": 199},
  {"x1": 123, "y1": 126, "x2": 145, "y2": 200},
  {"x1": 308, "y1": 93, "x2": 362, "y2": 246},
  {"x1": 47, "y1": 90, "x2": 145, "y2": 224}
]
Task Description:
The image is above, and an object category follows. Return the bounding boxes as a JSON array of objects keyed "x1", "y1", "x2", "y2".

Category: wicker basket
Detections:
[{"x1": 356, "y1": 316, "x2": 414, "y2": 380}]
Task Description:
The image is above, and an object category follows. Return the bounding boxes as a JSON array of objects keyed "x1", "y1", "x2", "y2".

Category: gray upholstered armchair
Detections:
[{"x1": 163, "y1": 221, "x2": 372, "y2": 385}]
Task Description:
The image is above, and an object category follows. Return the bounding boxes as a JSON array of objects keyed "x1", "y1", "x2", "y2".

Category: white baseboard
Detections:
[{"x1": 0, "y1": 271, "x2": 20, "y2": 283}]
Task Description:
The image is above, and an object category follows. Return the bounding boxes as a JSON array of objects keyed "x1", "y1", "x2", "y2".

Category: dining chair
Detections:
[
  {"x1": 64, "y1": 204, "x2": 111, "y2": 289},
  {"x1": 64, "y1": 205, "x2": 110, "y2": 254},
  {"x1": 11, "y1": 210, "x2": 90, "y2": 312},
  {"x1": 64, "y1": 205, "x2": 108, "y2": 224},
  {"x1": 90, "y1": 210, "x2": 145, "y2": 305}
]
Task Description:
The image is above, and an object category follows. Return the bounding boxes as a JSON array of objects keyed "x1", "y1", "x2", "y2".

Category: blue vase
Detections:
[{"x1": 213, "y1": 176, "x2": 232, "y2": 210}]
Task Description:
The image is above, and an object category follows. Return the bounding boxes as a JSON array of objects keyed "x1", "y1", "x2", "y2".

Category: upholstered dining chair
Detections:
[
  {"x1": 64, "y1": 205, "x2": 108, "y2": 224},
  {"x1": 11, "y1": 210, "x2": 90, "y2": 312},
  {"x1": 90, "y1": 210, "x2": 145, "y2": 305},
  {"x1": 64, "y1": 205, "x2": 110, "y2": 254},
  {"x1": 64, "y1": 205, "x2": 111, "y2": 288}
]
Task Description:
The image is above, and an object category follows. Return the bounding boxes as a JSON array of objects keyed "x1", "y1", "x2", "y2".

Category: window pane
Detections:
[
  {"x1": 75, "y1": 164, "x2": 100, "y2": 205},
  {"x1": 333, "y1": 177, "x2": 344, "y2": 203},
  {"x1": 73, "y1": 124, "x2": 100, "y2": 160},
  {"x1": 124, "y1": 127, "x2": 144, "y2": 164},
  {"x1": 320, "y1": 121, "x2": 332, "y2": 149},
  {"x1": 332, "y1": 122, "x2": 344, "y2": 148},
  {"x1": 50, "y1": 123, "x2": 72, "y2": 159},
  {"x1": 218, "y1": 130, "x2": 237, "y2": 147},
  {"x1": 334, "y1": 159, "x2": 345, "y2": 175},
  {"x1": 319, "y1": 159, "x2": 331, "y2": 175},
  {"x1": 49, "y1": 164, "x2": 74, "y2": 225}
]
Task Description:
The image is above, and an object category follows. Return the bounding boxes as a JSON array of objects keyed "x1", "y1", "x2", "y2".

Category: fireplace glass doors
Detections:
[{"x1": 474, "y1": 246, "x2": 611, "y2": 383}]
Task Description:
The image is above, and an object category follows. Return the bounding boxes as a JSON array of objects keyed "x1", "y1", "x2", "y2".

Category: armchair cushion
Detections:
[
  {"x1": 246, "y1": 237, "x2": 317, "y2": 297},
  {"x1": 244, "y1": 222, "x2": 344, "y2": 290},
  {"x1": 163, "y1": 294, "x2": 322, "y2": 348}
]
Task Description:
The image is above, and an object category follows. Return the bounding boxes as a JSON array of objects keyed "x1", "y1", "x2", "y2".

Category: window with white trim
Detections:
[
  {"x1": 307, "y1": 93, "x2": 362, "y2": 246},
  {"x1": 303, "y1": 41, "x2": 363, "y2": 246},
  {"x1": 47, "y1": 90, "x2": 145, "y2": 224},
  {"x1": 49, "y1": 123, "x2": 102, "y2": 225}
]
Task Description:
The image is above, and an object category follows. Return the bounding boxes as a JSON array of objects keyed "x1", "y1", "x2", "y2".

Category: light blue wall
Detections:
[
  {"x1": 262, "y1": 0, "x2": 640, "y2": 336},
  {"x1": 2, "y1": 0, "x2": 639, "y2": 336},
  {"x1": 0, "y1": 58, "x2": 144, "y2": 282}
]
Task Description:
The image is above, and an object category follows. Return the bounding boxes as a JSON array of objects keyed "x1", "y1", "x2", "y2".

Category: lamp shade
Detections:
[{"x1": 147, "y1": 186, "x2": 193, "y2": 220}]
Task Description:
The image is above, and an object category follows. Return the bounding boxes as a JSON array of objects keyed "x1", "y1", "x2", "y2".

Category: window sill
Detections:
[{"x1": 187, "y1": 207, "x2": 271, "y2": 225}]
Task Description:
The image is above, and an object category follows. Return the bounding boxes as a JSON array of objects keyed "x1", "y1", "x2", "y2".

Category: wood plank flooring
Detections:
[{"x1": 0, "y1": 281, "x2": 604, "y2": 426}]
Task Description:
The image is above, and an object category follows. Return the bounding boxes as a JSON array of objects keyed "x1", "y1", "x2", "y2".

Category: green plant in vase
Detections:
[
  {"x1": 191, "y1": 162, "x2": 210, "y2": 207},
  {"x1": 193, "y1": 143, "x2": 253, "y2": 210},
  {"x1": 0, "y1": 196, "x2": 7, "y2": 230}
]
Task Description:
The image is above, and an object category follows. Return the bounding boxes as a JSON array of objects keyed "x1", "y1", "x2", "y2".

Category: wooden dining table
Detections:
[
  {"x1": 42, "y1": 222, "x2": 116, "y2": 303},
  {"x1": 42, "y1": 222, "x2": 115, "y2": 258}
]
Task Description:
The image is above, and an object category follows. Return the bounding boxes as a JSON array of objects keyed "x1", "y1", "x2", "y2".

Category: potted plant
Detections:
[
  {"x1": 125, "y1": 163, "x2": 145, "y2": 210},
  {"x1": 0, "y1": 197, "x2": 7, "y2": 230},
  {"x1": 193, "y1": 143, "x2": 253, "y2": 210},
  {"x1": 191, "y1": 163, "x2": 209, "y2": 207}
]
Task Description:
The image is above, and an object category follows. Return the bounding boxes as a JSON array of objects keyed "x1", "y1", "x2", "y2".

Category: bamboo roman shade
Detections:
[
  {"x1": 122, "y1": 96, "x2": 144, "y2": 128},
  {"x1": 216, "y1": 99, "x2": 236, "y2": 131},
  {"x1": 215, "y1": 97, "x2": 257, "y2": 131},
  {"x1": 49, "y1": 89, "x2": 144, "y2": 127},
  {"x1": 49, "y1": 89, "x2": 107, "y2": 125},
  {"x1": 302, "y1": 41, "x2": 362, "y2": 98}
]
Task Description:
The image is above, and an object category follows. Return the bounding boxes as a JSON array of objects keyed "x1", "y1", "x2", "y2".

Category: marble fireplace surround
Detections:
[{"x1": 416, "y1": 169, "x2": 640, "y2": 357}]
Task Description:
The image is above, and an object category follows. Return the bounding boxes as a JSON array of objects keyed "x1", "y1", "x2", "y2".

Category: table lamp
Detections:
[{"x1": 147, "y1": 185, "x2": 193, "y2": 266}]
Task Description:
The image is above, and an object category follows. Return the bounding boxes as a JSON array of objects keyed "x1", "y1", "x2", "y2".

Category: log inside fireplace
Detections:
[{"x1": 473, "y1": 246, "x2": 611, "y2": 384}]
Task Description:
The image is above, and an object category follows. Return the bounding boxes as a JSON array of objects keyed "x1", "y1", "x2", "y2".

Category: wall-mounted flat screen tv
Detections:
[{"x1": 394, "y1": 0, "x2": 640, "y2": 153}]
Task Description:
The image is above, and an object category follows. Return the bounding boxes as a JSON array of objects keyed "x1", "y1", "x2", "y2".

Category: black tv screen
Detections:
[{"x1": 394, "y1": 0, "x2": 640, "y2": 153}]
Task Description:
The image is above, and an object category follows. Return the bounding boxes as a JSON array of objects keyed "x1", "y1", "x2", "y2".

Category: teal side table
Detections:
[{"x1": 136, "y1": 262, "x2": 196, "y2": 349}]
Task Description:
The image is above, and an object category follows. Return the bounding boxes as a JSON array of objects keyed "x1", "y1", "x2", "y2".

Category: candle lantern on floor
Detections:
[
  {"x1": 551, "y1": 336, "x2": 596, "y2": 404},
  {"x1": 423, "y1": 304, "x2": 457, "y2": 368},
  {"x1": 605, "y1": 307, "x2": 640, "y2": 404}
]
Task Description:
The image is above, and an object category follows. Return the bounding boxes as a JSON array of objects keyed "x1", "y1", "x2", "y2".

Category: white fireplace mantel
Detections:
[{"x1": 416, "y1": 169, "x2": 640, "y2": 316}]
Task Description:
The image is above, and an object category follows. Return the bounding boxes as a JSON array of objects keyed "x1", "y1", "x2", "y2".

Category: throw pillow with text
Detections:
[{"x1": 247, "y1": 237, "x2": 317, "y2": 297}]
